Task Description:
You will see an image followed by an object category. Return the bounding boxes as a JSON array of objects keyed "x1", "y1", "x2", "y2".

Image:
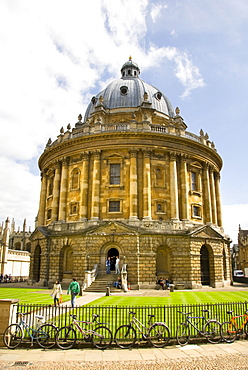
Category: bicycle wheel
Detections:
[
  {"x1": 244, "y1": 322, "x2": 248, "y2": 337},
  {"x1": 176, "y1": 323, "x2": 190, "y2": 346},
  {"x1": 114, "y1": 325, "x2": 136, "y2": 349},
  {"x1": 37, "y1": 324, "x2": 58, "y2": 349},
  {"x1": 56, "y1": 326, "x2": 76, "y2": 349},
  {"x1": 3, "y1": 324, "x2": 23, "y2": 349},
  {"x1": 221, "y1": 321, "x2": 237, "y2": 343},
  {"x1": 92, "y1": 325, "x2": 112, "y2": 349},
  {"x1": 148, "y1": 323, "x2": 170, "y2": 348},
  {"x1": 204, "y1": 320, "x2": 222, "y2": 344}
]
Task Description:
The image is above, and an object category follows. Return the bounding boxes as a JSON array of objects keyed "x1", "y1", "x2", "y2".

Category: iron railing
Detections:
[{"x1": 14, "y1": 301, "x2": 248, "y2": 341}]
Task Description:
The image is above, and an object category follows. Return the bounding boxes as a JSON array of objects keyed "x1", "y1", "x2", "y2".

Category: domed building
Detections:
[{"x1": 30, "y1": 57, "x2": 231, "y2": 289}]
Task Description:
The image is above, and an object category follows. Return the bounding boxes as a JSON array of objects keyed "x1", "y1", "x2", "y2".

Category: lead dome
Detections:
[{"x1": 84, "y1": 57, "x2": 175, "y2": 122}]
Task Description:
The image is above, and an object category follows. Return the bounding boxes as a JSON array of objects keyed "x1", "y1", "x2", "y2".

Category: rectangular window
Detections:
[
  {"x1": 191, "y1": 172, "x2": 197, "y2": 191},
  {"x1": 193, "y1": 205, "x2": 200, "y2": 217},
  {"x1": 47, "y1": 209, "x2": 52, "y2": 219},
  {"x1": 110, "y1": 164, "x2": 120, "y2": 185},
  {"x1": 109, "y1": 201, "x2": 120, "y2": 212}
]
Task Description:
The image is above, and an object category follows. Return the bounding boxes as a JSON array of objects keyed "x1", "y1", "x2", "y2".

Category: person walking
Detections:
[
  {"x1": 67, "y1": 278, "x2": 80, "y2": 307},
  {"x1": 106, "y1": 257, "x2": 111, "y2": 274},
  {"x1": 115, "y1": 256, "x2": 120, "y2": 274},
  {"x1": 51, "y1": 279, "x2": 63, "y2": 306}
]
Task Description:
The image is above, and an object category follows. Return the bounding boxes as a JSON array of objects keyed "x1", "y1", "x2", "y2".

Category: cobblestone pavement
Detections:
[{"x1": 1, "y1": 341, "x2": 248, "y2": 370}]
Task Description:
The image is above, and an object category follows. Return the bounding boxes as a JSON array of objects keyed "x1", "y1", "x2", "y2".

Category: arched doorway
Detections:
[
  {"x1": 156, "y1": 247, "x2": 170, "y2": 278},
  {"x1": 107, "y1": 247, "x2": 119, "y2": 271},
  {"x1": 63, "y1": 247, "x2": 73, "y2": 280},
  {"x1": 33, "y1": 245, "x2": 41, "y2": 282},
  {"x1": 223, "y1": 248, "x2": 227, "y2": 280},
  {"x1": 200, "y1": 245, "x2": 210, "y2": 285}
]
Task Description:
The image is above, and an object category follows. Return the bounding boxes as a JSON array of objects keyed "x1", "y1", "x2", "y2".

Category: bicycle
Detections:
[
  {"x1": 3, "y1": 312, "x2": 58, "y2": 349},
  {"x1": 221, "y1": 310, "x2": 248, "y2": 343},
  {"x1": 56, "y1": 313, "x2": 112, "y2": 350},
  {"x1": 114, "y1": 311, "x2": 170, "y2": 349},
  {"x1": 176, "y1": 309, "x2": 221, "y2": 346}
]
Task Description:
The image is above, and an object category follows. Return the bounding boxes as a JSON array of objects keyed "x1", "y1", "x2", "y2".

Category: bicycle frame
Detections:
[
  {"x1": 229, "y1": 313, "x2": 248, "y2": 333},
  {"x1": 17, "y1": 313, "x2": 48, "y2": 343},
  {"x1": 185, "y1": 315, "x2": 208, "y2": 335},
  {"x1": 127, "y1": 312, "x2": 156, "y2": 339},
  {"x1": 69, "y1": 314, "x2": 106, "y2": 340}
]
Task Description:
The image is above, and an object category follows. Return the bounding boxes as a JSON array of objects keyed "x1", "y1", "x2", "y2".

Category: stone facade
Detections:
[
  {"x1": 0, "y1": 218, "x2": 31, "y2": 280},
  {"x1": 29, "y1": 58, "x2": 231, "y2": 289}
]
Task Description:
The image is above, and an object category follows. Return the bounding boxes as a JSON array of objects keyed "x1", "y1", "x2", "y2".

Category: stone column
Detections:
[
  {"x1": 209, "y1": 167, "x2": 217, "y2": 225},
  {"x1": 180, "y1": 154, "x2": 189, "y2": 220},
  {"x1": 142, "y1": 149, "x2": 152, "y2": 220},
  {"x1": 37, "y1": 170, "x2": 47, "y2": 226},
  {"x1": 58, "y1": 157, "x2": 69, "y2": 221},
  {"x1": 169, "y1": 152, "x2": 179, "y2": 220},
  {"x1": 129, "y1": 149, "x2": 138, "y2": 219},
  {"x1": 1, "y1": 218, "x2": 10, "y2": 275},
  {"x1": 80, "y1": 151, "x2": 89, "y2": 220},
  {"x1": 91, "y1": 150, "x2": 101, "y2": 220},
  {"x1": 215, "y1": 172, "x2": 223, "y2": 227},
  {"x1": 51, "y1": 162, "x2": 61, "y2": 222},
  {"x1": 202, "y1": 163, "x2": 212, "y2": 224}
]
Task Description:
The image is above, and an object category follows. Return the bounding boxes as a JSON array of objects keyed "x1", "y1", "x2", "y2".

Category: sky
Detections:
[{"x1": 0, "y1": 0, "x2": 247, "y2": 243}]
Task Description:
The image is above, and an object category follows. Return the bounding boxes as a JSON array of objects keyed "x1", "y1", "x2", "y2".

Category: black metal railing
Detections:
[{"x1": 14, "y1": 300, "x2": 248, "y2": 341}]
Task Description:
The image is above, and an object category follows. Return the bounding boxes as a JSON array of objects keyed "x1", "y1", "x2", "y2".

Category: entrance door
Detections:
[
  {"x1": 33, "y1": 245, "x2": 41, "y2": 282},
  {"x1": 200, "y1": 245, "x2": 210, "y2": 285},
  {"x1": 108, "y1": 248, "x2": 119, "y2": 271}
]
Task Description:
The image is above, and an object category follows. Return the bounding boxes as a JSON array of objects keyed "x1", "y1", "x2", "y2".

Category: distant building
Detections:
[
  {"x1": 30, "y1": 57, "x2": 232, "y2": 289},
  {"x1": 236, "y1": 225, "x2": 248, "y2": 275},
  {"x1": 0, "y1": 218, "x2": 31, "y2": 280}
]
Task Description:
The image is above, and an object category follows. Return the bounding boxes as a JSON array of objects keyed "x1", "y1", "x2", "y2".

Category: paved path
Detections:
[{"x1": 1, "y1": 340, "x2": 248, "y2": 369}]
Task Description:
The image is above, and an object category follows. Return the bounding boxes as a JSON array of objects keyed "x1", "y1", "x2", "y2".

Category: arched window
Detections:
[{"x1": 71, "y1": 168, "x2": 80, "y2": 190}]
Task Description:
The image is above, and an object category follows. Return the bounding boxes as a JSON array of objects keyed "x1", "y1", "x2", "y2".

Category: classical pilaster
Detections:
[
  {"x1": 142, "y1": 149, "x2": 152, "y2": 220},
  {"x1": 129, "y1": 149, "x2": 138, "y2": 219},
  {"x1": 37, "y1": 170, "x2": 47, "y2": 226},
  {"x1": 215, "y1": 172, "x2": 223, "y2": 227},
  {"x1": 91, "y1": 150, "x2": 101, "y2": 220},
  {"x1": 202, "y1": 163, "x2": 212, "y2": 224},
  {"x1": 169, "y1": 152, "x2": 179, "y2": 220},
  {"x1": 209, "y1": 167, "x2": 217, "y2": 225},
  {"x1": 79, "y1": 152, "x2": 89, "y2": 220},
  {"x1": 58, "y1": 157, "x2": 69, "y2": 221},
  {"x1": 51, "y1": 161, "x2": 61, "y2": 222},
  {"x1": 180, "y1": 154, "x2": 189, "y2": 220}
]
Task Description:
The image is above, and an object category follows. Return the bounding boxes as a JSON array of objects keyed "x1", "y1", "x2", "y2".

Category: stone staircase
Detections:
[{"x1": 84, "y1": 271, "x2": 121, "y2": 293}]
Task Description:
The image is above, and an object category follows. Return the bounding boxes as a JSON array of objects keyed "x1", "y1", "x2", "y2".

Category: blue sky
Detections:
[{"x1": 0, "y1": 0, "x2": 247, "y2": 243}]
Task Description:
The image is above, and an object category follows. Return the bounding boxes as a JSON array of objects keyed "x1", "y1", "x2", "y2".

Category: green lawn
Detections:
[
  {"x1": 1, "y1": 287, "x2": 248, "y2": 306},
  {"x1": 0, "y1": 287, "x2": 71, "y2": 305},
  {"x1": 88, "y1": 291, "x2": 248, "y2": 306}
]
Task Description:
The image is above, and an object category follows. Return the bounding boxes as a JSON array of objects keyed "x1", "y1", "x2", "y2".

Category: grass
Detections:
[
  {"x1": 0, "y1": 287, "x2": 71, "y2": 305},
  {"x1": 88, "y1": 291, "x2": 248, "y2": 306},
  {"x1": 1, "y1": 287, "x2": 248, "y2": 306}
]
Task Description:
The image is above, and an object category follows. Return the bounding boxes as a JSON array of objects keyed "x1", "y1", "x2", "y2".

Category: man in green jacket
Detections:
[{"x1": 67, "y1": 278, "x2": 80, "y2": 307}]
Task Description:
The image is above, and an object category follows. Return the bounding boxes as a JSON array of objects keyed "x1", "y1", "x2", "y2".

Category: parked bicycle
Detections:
[
  {"x1": 3, "y1": 312, "x2": 58, "y2": 349},
  {"x1": 114, "y1": 311, "x2": 170, "y2": 349},
  {"x1": 221, "y1": 310, "x2": 248, "y2": 343},
  {"x1": 176, "y1": 309, "x2": 221, "y2": 345},
  {"x1": 56, "y1": 314, "x2": 112, "y2": 350}
]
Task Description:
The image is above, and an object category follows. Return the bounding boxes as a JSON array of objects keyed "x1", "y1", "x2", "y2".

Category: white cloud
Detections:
[{"x1": 150, "y1": 3, "x2": 168, "y2": 23}]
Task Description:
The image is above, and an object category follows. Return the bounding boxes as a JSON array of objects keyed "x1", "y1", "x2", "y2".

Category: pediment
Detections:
[
  {"x1": 190, "y1": 225, "x2": 224, "y2": 239},
  {"x1": 86, "y1": 221, "x2": 138, "y2": 235},
  {"x1": 29, "y1": 227, "x2": 48, "y2": 240}
]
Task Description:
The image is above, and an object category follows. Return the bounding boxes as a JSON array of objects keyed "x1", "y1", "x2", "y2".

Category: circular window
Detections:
[
  {"x1": 120, "y1": 86, "x2": 128, "y2": 95},
  {"x1": 91, "y1": 96, "x2": 97, "y2": 104},
  {"x1": 155, "y1": 92, "x2": 162, "y2": 100}
]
